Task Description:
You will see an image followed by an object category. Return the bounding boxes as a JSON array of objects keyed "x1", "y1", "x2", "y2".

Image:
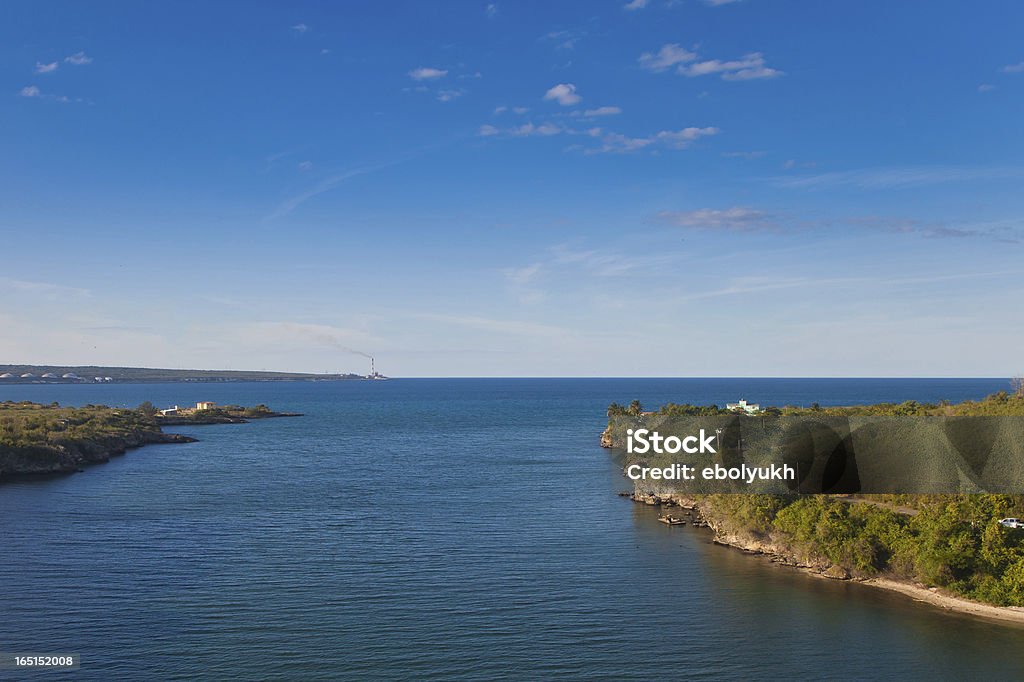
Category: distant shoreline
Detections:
[{"x1": 0, "y1": 364, "x2": 383, "y2": 383}]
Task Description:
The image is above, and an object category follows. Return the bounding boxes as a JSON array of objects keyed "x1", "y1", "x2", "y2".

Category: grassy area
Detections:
[{"x1": 0, "y1": 401, "x2": 163, "y2": 450}]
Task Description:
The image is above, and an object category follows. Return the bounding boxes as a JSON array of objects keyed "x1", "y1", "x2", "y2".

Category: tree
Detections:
[
  {"x1": 137, "y1": 401, "x2": 157, "y2": 417},
  {"x1": 1012, "y1": 376, "x2": 1024, "y2": 398},
  {"x1": 627, "y1": 399, "x2": 643, "y2": 416}
]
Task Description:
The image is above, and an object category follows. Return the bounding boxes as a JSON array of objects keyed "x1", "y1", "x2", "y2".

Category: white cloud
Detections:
[
  {"x1": 511, "y1": 122, "x2": 563, "y2": 136},
  {"x1": 19, "y1": 85, "x2": 41, "y2": 98},
  {"x1": 291, "y1": 23, "x2": 309, "y2": 33},
  {"x1": 639, "y1": 43, "x2": 697, "y2": 72},
  {"x1": 298, "y1": 161, "x2": 313, "y2": 171},
  {"x1": 543, "y1": 83, "x2": 581, "y2": 105},
  {"x1": 978, "y1": 84, "x2": 996, "y2": 93},
  {"x1": 705, "y1": 0, "x2": 743, "y2": 4},
  {"x1": 657, "y1": 207, "x2": 775, "y2": 232},
  {"x1": 513, "y1": 106, "x2": 529, "y2": 114},
  {"x1": 593, "y1": 126, "x2": 718, "y2": 153},
  {"x1": 580, "y1": 106, "x2": 622, "y2": 117},
  {"x1": 641, "y1": 45, "x2": 781, "y2": 80},
  {"x1": 35, "y1": 62, "x2": 58, "y2": 74},
  {"x1": 1002, "y1": 61, "x2": 1024, "y2": 73},
  {"x1": 486, "y1": 3, "x2": 498, "y2": 17},
  {"x1": 409, "y1": 67, "x2": 448, "y2": 81},
  {"x1": 64, "y1": 51, "x2": 93, "y2": 65},
  {"x1": 624, "y1": 0, "x2": 649, "y2": 10},
  {"x1": 479, "y1": 119, "x2": 716, "y2": 153},
  {"x1": 436, "y1": 88, "x2": 465, "y2": 102},
  {"x1": 681, "y1": 52, "x2": 782, "y2": 80}
]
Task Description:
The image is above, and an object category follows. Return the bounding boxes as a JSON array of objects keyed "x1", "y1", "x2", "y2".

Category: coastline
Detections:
[
  {"x1": 0, "y1": 402, "x2": 300, "y2": 482},
  {"x1": 637, "y1": 493, "x2": 1024, "y2": 626}
]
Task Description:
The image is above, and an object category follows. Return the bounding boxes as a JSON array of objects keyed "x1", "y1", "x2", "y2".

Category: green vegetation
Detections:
[
  {"x1": 0, "y1": 400, "x2": 298, "y2": 479},
  {"x1": 778, "y1": 391, "x2": 1024, "y2": 417},
  {"x1": 156, "y1": 403, "x2": 299, "y2": 425},
  {"x1": 609, "y1": 390, "x2": 1024, "y2": 420},
  {"x1": 702, "y1": 493, "x2": 1024, "y2": 606},
  {"x1": 0, "y1": 400, "x2": 163, "y2": 450},
  {"x1": 609, "y1": 386, "x2": 1024, "y2": 608}
]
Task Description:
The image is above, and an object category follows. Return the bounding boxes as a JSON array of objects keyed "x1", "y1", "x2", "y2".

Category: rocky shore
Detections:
[
  {"x1": 624, "y1": 489, "x2": 1024, "y2": 625},
  {"x1": 0, "y1": 429, "x2": 197, "y2": 480}
]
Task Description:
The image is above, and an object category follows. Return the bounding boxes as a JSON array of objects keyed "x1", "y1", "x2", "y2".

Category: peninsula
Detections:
[
  {"x1": 0, "y1": 400, "x2": 300, "y2": 481},
  {"x1": 604, "y1": 390, "x2": 1024, "y2": 617}
]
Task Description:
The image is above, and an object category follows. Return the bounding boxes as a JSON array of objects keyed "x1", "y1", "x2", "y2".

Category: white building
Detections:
[{"x1": 726, "y1": 399, "x2": 761, "y2": 414}]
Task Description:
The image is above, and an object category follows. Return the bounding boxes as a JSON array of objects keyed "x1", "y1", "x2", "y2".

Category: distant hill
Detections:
[{"x1": 0, "y1": 365, "x2": 371, "y2": 383}]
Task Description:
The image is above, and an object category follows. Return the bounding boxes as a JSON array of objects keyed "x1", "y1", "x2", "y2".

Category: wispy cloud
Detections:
[
  {"x1": 641, "y1": 44, "x2": 781, "y2": 80},
  {"x1": 291, "y1": 23, "x2": 309, "y2": 34},
  {"x1": 17, "y1": 85, "x2": 83, "y2": 104},
  {"x1": 591, "y1": 126, "x2": 719, "y2": 153},
  {"x1": 848, "y1": 216, "x2": 1022, "y2": 243},
  {"x1": 541, "y1": 29, "x2": 585, "y2": 51},
  {"x1": 705, "y1": 0, "x2": 743, "y2": 5},
  {"x1": 479, "y1": 119, "x2": 717, "y2": 154},
  {"x1": 544, "y1": 83, "x2": 581, "y2": 106},
  {"x1": 624, "y1": 0, "x2": 650, "y2": 10},
  {"x1": 577, "y1": 106, "x2": 622, "y2": 117},
  {"x1": 64, "y1": 51, "x2": 93, "y2": 65},
  {"x1": 978, "y1": 83, "x2": 995, "y2": 93},
  {"x1": 436, "y1": 88, "x2": 465, "y2": 102},
  {"x1": 0, "y1": 277, "x2": 91, "y2": 299},
  {"x1": 1002, "y1": 61, "x2": 1024, "y2": 74},
  {"x1": 486, "y1": 3, "x2": 498, "y2": 18},
  {"x1": 639, "y1": 44, "x2": 697, "y2": 72},
  {"x1": 265, "y1": 159, "x2": 402, "y2": 221},
  {"x1": 35, "y1": 61, "x2": 58, "y2": 74},
  {"x1": 409, "y1": 66, "x2": 448, "y2": 81},
  {"x1": 773, "y1": 165, "x2": 1024, "y2": 190},
  {"x1": 657, "y1": 207, "x2": 778, "y2": 233},
  {"x1": 682, "y1": 52, "x2": 782, "y2": 80}
]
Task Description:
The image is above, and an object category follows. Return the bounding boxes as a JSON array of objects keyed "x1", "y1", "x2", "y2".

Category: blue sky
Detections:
[{"x1": 2, "y1": 0, "x2": 1023, "y2": 377}]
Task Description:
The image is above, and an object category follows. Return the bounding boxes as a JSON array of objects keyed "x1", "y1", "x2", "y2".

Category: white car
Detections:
[{"x1": 999, "y1": 518, "x2": 1024, "y2": 529}]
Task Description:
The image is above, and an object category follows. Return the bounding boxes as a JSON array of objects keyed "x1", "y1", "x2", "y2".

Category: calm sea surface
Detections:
[{"x1": 2, "y1": 378, "x2": 1023, "y2": 680}]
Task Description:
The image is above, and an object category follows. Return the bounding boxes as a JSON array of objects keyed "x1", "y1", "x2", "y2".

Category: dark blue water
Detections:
[{"x1": 1, "y1": 378, "x2": 1022, "y2": 680}]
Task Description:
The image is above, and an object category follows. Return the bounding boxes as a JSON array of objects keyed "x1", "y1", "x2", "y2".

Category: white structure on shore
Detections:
[{"x1": 727, "y1": 399, "x2": 761, "y2": 414}]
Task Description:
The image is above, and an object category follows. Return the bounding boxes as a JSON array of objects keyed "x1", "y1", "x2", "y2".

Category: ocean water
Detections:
[{"x1": 1, "y1": 378, "x2": 1023, "y2": 680}]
